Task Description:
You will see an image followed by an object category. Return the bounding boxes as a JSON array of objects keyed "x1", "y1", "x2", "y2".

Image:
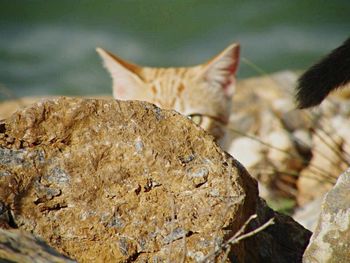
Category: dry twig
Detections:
[{"x1": 200, "y1": 214, "x2": 274, "y2": 262}]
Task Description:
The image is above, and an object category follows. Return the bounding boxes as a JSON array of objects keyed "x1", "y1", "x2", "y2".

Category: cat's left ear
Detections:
[{"x1": 199, "y1": 43, "x2": 240, "y2": 97}]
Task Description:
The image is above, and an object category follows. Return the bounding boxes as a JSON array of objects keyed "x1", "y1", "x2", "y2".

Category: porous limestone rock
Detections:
[
  {"x1": 303, "y1": 168, "x2": 350, "y2": 263},
  {"x1": 1, "y1": 97, "x2": 254, "y2": 262},
  {"x1": 1, "y1": 72, "x2": 348, "y2": 208},
  {"x1": 0, "y1": 97, "x2": 310, "y2": 262},
  {"x1": 4, "y1": 71, "x2": 350, "y2": 232},
  {"x1": 0, "y1": 95, "x2": 109, "y2": 120},
  {"x1": 0, "y1": 228, "x2": 75, "y2": 263}
]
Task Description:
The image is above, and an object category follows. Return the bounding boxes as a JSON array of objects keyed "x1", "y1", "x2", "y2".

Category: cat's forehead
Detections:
[
  {"x1": 138, "y1": 65, "x2": 230, "y2": 121},
  {"x1": 140, "y1": 66, "x2": 200, "y2": 82}
]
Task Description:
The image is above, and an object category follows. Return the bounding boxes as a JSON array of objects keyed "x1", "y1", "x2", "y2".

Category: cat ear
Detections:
[
  {"x1": 199, "y1": 43, "x2": 240, "y2": 97},
  {"x1": 96, "y1": 47, "x2": 146, "y2": 100}
]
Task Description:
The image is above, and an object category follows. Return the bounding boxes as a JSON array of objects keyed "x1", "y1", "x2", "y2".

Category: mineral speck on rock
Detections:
[
  {"x1": 46, "y1": 166, "x2": 71, "y2": 185},
  {"x1": 0, "y1": 148, "x2": 26, "y2": 166},
  {"x1": 134, "y1": 137, "x2": 144, "y2": 153}
]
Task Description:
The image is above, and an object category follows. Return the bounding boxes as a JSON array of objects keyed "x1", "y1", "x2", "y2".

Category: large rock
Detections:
[
  {"x1": 0, "y1": 228, "x2": 75, "y2": 263},
  {"x1": 303, "y1": 168, "x2": 350, "y2": 263},
  {"x1": 1, "y1": 73, "x2": 348, "y2": 207},
  {"x1": 5, "y1": 71, "x2": 349, "y2": 230},
  {"x1": 0, "y1": 97, "x2": 310, "y2": 262}
]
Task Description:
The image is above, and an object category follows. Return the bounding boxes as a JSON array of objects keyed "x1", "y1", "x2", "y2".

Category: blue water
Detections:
[{"x1": 0, "y1": 0, "x2": 349, "y2": 100}]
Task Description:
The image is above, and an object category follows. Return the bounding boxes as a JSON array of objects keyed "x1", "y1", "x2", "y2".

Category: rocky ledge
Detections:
[
  {"x1": 0, "y1": 97, "x2": 310, "y2": 262},
  {"x1": 0, "y1": 228, "x2": 75, "y2": 263}
]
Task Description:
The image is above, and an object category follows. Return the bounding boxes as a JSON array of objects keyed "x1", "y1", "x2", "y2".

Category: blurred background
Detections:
[{"x1": 0, "y1": 0, "x2": 349, "y2": 100}]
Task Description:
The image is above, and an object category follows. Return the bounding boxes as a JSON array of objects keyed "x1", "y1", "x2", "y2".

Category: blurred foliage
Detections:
[{"x1": 268, "y1": 197, "x2": 296, "y2": 215}]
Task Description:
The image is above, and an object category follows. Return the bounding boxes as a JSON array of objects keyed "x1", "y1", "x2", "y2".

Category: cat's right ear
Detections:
[
  {"x1": 198, "y1": 43, "x2": 240, "y2": 98},
  {"x1": 96, "y1": 47, "x2": 145, "y2": 100}
]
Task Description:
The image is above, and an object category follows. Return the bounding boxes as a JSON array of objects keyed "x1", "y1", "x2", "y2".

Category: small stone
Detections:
[
  {"x1": 186, "y1": 166, "x2": 209, "y2": 187},
  {"x1": 6, "y1": 136, "x2": 14, "y2": 144},
  {"x1": 292, "y1": 129, "x2": 312, "y2": 150},
  {"x1": 272, "y1": 98, "x2": 295, "y2": 114},
  {"x1": 228, "y1": 137, "x2": 263, "y2": 169},
  {"x1": 179, "y1": 154, "x2": 195, "y2": 165},
  {"x1": 265, "y1": 130, "x2": 293, "y2": 163}
]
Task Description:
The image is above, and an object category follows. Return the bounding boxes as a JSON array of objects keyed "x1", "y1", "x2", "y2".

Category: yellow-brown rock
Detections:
[
  {"x1": 0, "y1": 96, "x2": 44, "y2": 120},
  {"x1": 0, "y1": 97, "x2": 311, "y2": 262},
  {"x1": 0, "y1": 97, "x2": 259, "y2": 262}
]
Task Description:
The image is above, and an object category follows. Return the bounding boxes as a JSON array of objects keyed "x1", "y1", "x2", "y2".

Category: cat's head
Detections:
[{"x1": 96, "y1": 43, "x2": 240, "y2": 141}]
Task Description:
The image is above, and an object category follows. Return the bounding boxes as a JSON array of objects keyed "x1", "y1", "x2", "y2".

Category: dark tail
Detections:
[{"x1": 296, "y1": 37, "x2": 350, "y2": 109}]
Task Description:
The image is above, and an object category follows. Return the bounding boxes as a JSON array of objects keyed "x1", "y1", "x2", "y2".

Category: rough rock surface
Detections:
[
  {"x1": 0, "y1": 95, "x2": 109, "y2": 120},
  {"x1": 303, "y1": 168, "x2": 350, "y2": 263},
  {"x1": 0, "y1": 96, "x2": 51, "y2": 120},
  {"x1": 3, "y1": 71, "x2": 349, "y2": 231},
  {"x1": 0, "y1": 97, "x2": 310, "y2": 262},
  {"x1": 0, "y1": 228, "x2": 75, "y2": 263}
]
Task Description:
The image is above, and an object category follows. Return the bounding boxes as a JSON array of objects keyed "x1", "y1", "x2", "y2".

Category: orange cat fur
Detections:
[{"x1": 96, "y1": 44, "x2": 240, "y2": 141}]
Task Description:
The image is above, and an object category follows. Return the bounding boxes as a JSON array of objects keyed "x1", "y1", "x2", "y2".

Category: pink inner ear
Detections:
[
  {"x1": 222, "y1": 46, "x2": 240, "y2": 97},
  {"x1": 228, "y1": 44, "x2": 240, "y2": 76}
]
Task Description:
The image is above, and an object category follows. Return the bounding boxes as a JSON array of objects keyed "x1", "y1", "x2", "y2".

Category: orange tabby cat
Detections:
[{"x1": 96, "y1": 44, "x2": 240, "y2": 142}]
